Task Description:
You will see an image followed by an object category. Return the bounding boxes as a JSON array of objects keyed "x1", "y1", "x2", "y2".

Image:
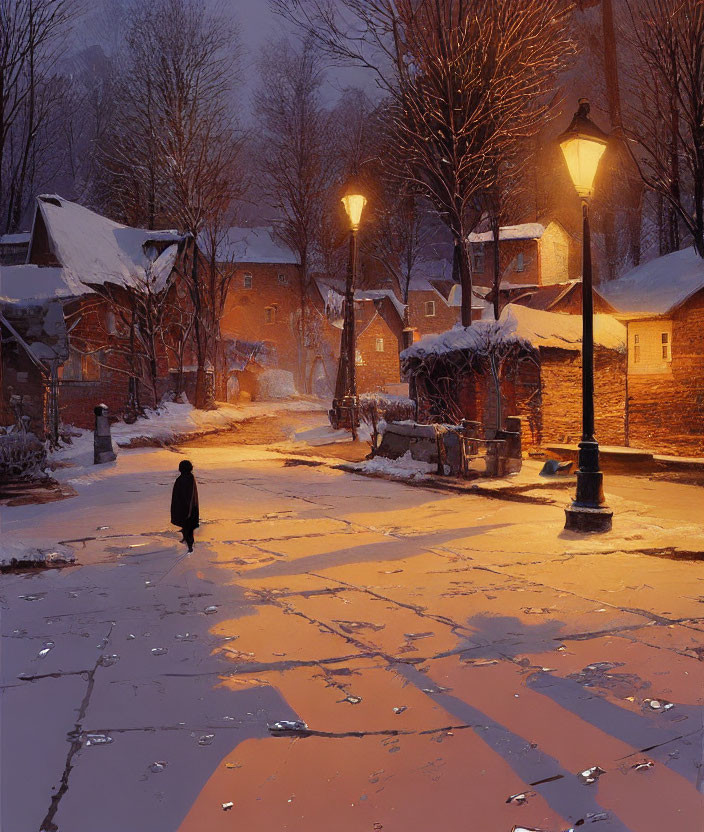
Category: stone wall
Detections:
[{"x1": 539, "y1": 347, "x2": 627, "y2": 447}]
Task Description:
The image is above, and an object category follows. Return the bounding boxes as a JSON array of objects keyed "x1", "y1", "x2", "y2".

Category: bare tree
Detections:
[
  {"x1": 102, "y1": 0, "x2": 245, "y2": 408},
  {"x1": 276, "y1": 0, "x2": 573, "y2": 327},
  {"x1": 624, "y1": 0, "x2": 704, "y2": 256},
  {"x1": 0, "y1": 0, "x2": 76, "y2": 232},
  {"x1": 254, "y1": 37, "x2": 334, "y2": 391},
  {"x1": 67, "y1": 248, "x2": 189, "y2": 413}
]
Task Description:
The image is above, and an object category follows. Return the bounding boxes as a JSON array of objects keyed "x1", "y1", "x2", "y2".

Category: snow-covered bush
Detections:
[
  {"x1": 359, "y1": 392, "x2": 416, "y2": 449},
  {"x1": 0, "y1": 432, "x2": 48, "y2": 480},
  {"x1": 256, "y1": 369, "x2": 297, "y2": 400}
]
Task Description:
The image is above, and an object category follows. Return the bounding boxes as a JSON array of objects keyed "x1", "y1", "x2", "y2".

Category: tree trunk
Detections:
[
  {"x1": 456, "y1": 234, "x2": 473, "y2": 327},
  {"x1": 491, "y1": 215, "x2": 500, "y2": 321}
]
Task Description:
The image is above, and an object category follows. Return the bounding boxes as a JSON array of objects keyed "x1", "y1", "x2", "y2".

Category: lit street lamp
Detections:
[
  {"x1": 329, "y1": 176, "x2": 367, "y2": 439},
  {"x1": 559, "y1": 98, "x2": 613, "y2": 533}
]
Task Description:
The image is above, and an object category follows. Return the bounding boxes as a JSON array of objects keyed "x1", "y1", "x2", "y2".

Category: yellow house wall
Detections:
[
  {"x1": 539, "y1": 221, "x2": 571, "y2": 285},
  {"x1": 627, "y1": 319, "x2": 673, "y2": 375}
]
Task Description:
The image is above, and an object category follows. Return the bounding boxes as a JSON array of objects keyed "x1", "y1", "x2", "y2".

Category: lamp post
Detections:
[
  {"x1": 330, "y1": 177, "x2": 367, "y2": 439},
  {"x1": 559, "y1": 99, "x2": 614, "y2": 533}
]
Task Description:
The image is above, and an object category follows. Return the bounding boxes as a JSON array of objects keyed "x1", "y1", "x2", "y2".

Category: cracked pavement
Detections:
[{"x1": 1, "y1": 424, "x2": 704, "y2": 832}]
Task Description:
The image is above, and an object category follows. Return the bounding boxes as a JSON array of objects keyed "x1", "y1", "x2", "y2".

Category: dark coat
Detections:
[{"x1": 171, "y1": 472, "x2": 199, "y2": 529}]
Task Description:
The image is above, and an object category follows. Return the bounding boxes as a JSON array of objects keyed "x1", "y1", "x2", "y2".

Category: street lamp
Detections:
[
  {"x1": 559, "y1": 99, "x2": 613, "y2": 533},
  {"x1": 329, "y1": 176, "x2": 367, "y2": 439}
]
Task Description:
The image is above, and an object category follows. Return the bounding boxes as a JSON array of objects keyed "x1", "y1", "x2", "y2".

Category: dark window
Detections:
[{"x1": 472, "y1": 245, "x2": 485, "y2": 273}]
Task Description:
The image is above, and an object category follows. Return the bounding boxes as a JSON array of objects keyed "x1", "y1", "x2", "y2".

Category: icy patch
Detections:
[
  {"x1": 350, "y1": 451, "x2": 435, "y2": 480},
  {"x1": 0, "y1": 541, "x2": 75, "y2": 571}
]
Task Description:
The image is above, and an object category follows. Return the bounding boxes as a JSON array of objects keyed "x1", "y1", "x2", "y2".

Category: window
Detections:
[
  {"x1": 661, "y1": 331, "x2": 671, "y2": 361},
  {"x1": 425, "y1": 300, "x2": 436, "y2": 317},
  {"x1": 61, "y1": 347, "x2": 101, "y2": 381},
  {"x1": 516, "y1": 252, "x2": 525, "y2": 272},
  {"x1": 243, "y1": 272, "x2": 253, "y2": 289},
  {"x1": 471, "y1": 244, "x2": 485, "y2": 273},
  {"x1": 264, "y1": 306, "x2": 277, "y2": 324},
  {"x1": 355, "y1": 349, "x2": 363, "y2": 365},
  {"x1": 106, "y1": 310, "x2": 116, "y2": 335},
  {"x1": 375, "y1": 337, "x2": 384, "y2": 352},
  {"x1": 277, "y1": 273, "x2": 288, "y2": 286},
  {"x1": 633, "y1": 333, "x2": 640, "y2": 364}
]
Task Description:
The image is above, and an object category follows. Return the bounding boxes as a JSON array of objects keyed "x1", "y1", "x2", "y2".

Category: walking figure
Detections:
[{"x1": 171, "y1": 459, "x2": 199, "y2": 552}]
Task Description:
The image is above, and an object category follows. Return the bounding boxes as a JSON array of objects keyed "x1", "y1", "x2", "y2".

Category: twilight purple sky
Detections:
[{"x1": 221, "y1": 0, "x2": 375, "y2": 114}]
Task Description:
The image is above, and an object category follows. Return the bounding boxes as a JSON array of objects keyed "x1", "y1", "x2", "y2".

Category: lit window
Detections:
[
  {"x1": 61, "y1": 347, "x2": 100, "y2": 381},
  {"x1": 516, "y1": 252, "x2": 525, "y2": 272},
  {"x1": 375, "y1": 337, "x2": 384, "y2": 352},
  {"x1": 243, "y1": 273, "x2": 253, "y2": 289},
  {"x1": 661, "y1": 332, "x2": 671, "y2": 361},
  {"x1": 355, "y1": 349, "x2": 363, "y2": 365},
  {"x1": 472, "y1": 245, "x2": 485, "y2": 273},
  {"x1": 264, "y1": 306, "x2": 277, "y2": 324},
  {"x1": 278, "y1": 273, "x2": 288, "y2": 285},
  {"x1": 82, "y1": 353, "x2": 101, "y2": 381},
  {"x1": 425, "y1": 300, "x2": 436, "y2": 317}
]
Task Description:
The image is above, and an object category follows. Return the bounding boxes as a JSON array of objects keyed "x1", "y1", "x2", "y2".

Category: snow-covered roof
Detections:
[
  {"x1": 600, "y1": 246, "x2": 704, "y2": 316},
  {"x1": 0, "y1": 265, "x2": 78, "y2": 302},
  {"x1": 354, "y1": 288, "x2": 406, "y2": 321},
  {"x1": 0, "y1": 196, "x2": 184, "y2": 302},
  {"x1": 205, "y1": 227, "x2": 299, "y2": 265},
  {"x1": 402, "y1": 303, "x2": 625, "y2": 361},
  {"x1": 35, "y1": 195, "x2": 184, "y2": 290},
  {"x1": 0, "y1": 232, "x2": 31, "y2": 246},
  {"x1": 468, "y1": 223, "x2": 545, "y2": 244}
]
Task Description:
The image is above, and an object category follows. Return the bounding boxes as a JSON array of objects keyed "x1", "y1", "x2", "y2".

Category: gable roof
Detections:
[
  {"x1": 468, "y1": 223, "x2": 545, "y2": 244},
  {"x1": 0, "y1": 195, "x2": 186, "y2": 302},
  {"x1": 600, "y1": 246, "x2": 704, "y2": 316},
  {"x1": 206, "y1": 227, "x2": 299, "y2": 265}
]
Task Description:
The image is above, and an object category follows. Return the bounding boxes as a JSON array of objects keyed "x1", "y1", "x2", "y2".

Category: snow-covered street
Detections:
[{"x1": 1, "y1": 413, "x2": 704, "y2": 832}]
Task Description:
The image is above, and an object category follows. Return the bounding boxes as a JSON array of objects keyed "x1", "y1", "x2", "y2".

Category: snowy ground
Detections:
[
  {"x1": 51, "y1": 398, "x2": 326, "y2": 472},
  {"x1": 1, "y1": 416, "x2": 704, "y2": 832}
]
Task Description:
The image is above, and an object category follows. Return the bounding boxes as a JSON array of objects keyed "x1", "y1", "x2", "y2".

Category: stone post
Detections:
[{"x1": 94, "y1": 404, "x2": 116, "y2": 464}]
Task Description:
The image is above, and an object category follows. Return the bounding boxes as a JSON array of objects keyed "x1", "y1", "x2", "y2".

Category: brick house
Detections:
[
  {"x1": 0, "y1": 195, "x2": 192, "y2": 430},
  {"x1": 402, "y1": 304, "x2": 627, "y2": 451},
  {"x1": 601, "y1": 247, "x2": 704, "y2": 455},
  {"x1": 310, "y1": 280, "x2": 406, "y2": 395},
  {"x1": 215, "y1": 228, "x2": 308, "y2": 391},
  {"x1": 468, "y1": 220, "x2": 579, "y2": 291},
  {"x1": 407, "y1": 262, "x2": 488, "y2": 338}
]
